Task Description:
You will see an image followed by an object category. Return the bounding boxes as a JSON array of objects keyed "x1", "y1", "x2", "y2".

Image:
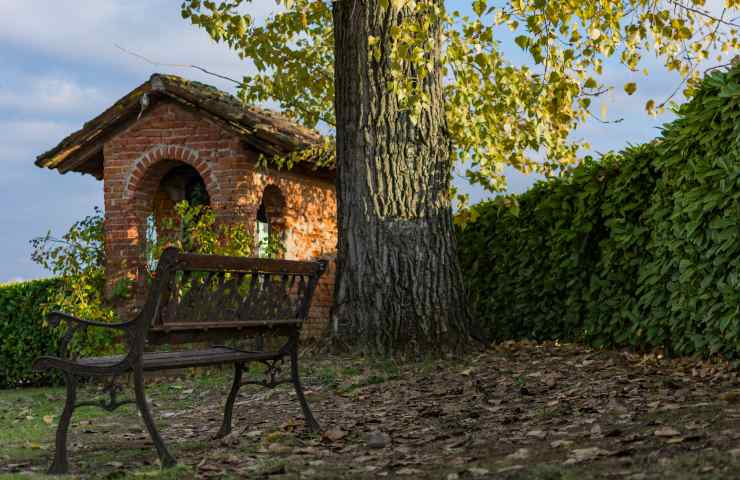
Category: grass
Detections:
[
  {"x1": 0, "y1": 373, "x2": 237, "y2": 480},
  {"x1": 0, "y1": 385, "x2": 116, "y2": 463}
]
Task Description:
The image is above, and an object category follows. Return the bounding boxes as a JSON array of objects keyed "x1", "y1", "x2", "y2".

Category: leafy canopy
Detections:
[{"x1": 182, "y1": 0, "x2": 740, "y2": 192}]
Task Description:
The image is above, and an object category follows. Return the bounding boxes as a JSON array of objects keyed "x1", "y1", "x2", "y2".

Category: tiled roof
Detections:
[{"x1": 36, "y1": 74, "x2": 328, "y2": 178}]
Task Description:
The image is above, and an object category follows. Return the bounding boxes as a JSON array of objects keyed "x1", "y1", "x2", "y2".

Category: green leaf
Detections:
[{"x1": 514, "y1": 35, "x2": 529, "y2": 50}]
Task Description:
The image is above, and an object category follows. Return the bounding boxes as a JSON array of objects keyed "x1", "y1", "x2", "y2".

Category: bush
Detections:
[
  {"x1": 458, "y1": 66, "x2": 740, "y2": 358},
  {"x1": 0, "y1": 278, "x2": 62, "y2": 388}
]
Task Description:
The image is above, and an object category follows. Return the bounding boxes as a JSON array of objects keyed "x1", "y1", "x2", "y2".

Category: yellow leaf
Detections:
[
  {"x1": 624, "y1": 82, "x2": 637, "y2": 95},
  {"x1": 368, "y1": 35, "x2": 378, "y2": 47},
  {"x1": 719, "y1": 390, "x2": 740, "y2": 402},
  {"x1": 43, "y1": 415, "x2": 54, "y2": 425}
]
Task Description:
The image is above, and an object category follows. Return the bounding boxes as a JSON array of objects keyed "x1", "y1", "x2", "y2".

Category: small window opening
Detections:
[{"x1": 256, "y1": 202, "x2": 271, "y2": 258}]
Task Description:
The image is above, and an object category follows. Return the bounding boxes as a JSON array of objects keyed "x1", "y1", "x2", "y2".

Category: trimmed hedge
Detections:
[
  {"x1": 458, "y1": 66, "x2": 740, "y2": 357},
  {"x1": 0, "y1": 277, "x2": 124, "y2": 389},
  {"x1": 0, "y1": 278, "x2": 62, "y2": 388}
]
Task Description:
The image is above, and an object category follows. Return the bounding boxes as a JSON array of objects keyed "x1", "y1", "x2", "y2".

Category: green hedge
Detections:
[
  {"x1": 458, "y1": 66, "x2": 740, "y2": 357},
  {"x1": 0, "y1": 278, "x2": 63, "y2": 388},
  {"x1": 0, "y1": 278, "x2": 124, "y2": 389}
]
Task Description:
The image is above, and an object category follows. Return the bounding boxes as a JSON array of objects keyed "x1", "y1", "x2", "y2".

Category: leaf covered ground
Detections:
[{"x1": 3, "y1": 341, "x2": 740, "y2": 479}]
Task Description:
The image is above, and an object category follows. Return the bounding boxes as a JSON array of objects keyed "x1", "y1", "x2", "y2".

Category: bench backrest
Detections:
[{"x1": 140, "y1": 247, "x2": 326, "y2": 345}]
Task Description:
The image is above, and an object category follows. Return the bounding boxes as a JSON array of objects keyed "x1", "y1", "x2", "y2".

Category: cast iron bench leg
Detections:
[
  {"x1": 290, "y1": 341, "x2": 320, "y2": 432},
  {"x1": 133, "y1": 366, "x2": 176, "y2": 468},
  {"x1": 48, "y1": 373, "x2": 77, "y2": 475},
  {"x1": 214, "y1": 361, "x2": 245, "y2": 439}
]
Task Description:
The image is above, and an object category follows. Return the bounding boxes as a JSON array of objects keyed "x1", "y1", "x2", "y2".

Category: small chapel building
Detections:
[{"x1": 36, "y1": 74, "x2": 337, "y2": 336}]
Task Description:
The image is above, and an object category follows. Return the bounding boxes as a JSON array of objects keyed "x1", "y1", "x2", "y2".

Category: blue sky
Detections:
[{"x1": 0, "y1": 0, "x2": 687, "y2": 282}]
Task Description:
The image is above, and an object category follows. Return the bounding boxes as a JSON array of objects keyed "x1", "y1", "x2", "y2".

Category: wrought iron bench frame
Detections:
[{"x1": 33, "y1": 247, "x2": 326, "y2": 475}]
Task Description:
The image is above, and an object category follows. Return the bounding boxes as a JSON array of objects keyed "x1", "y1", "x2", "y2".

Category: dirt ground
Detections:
[{"x1": 3, "y1": 341, "x2": 740, "y2": 479}]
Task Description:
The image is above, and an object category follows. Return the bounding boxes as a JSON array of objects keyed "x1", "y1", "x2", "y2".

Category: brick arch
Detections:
[
  {"x1": 124, "y1": 144, "x2": 221, "y2": 212},
  {"x1": 261, "y1": 184, "x2": 286, "y2": 219}
]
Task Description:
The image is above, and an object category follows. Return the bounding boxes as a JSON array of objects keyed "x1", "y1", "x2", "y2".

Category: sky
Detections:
[{"x1": 0, "y1": 0, "x2": 690, "y2": 283}]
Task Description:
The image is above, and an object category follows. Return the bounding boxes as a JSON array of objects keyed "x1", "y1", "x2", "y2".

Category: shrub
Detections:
[
  {"x1": 0, "y1": 278, "x2": 62, "y2": 387},
  {"x1": 458, "y1": 66, "x2": 740, "y2": 357}
]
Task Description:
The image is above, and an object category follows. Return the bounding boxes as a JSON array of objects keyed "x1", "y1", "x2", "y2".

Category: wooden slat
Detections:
[
  {"x1": 77, "y1": 347, "x2": 281, "y2": 371},
  {"x1": 150, "y1": 320, "x2": 302, "y2": 331},
  {"x1": 177, "y1": 252, "x2": 324, "y2": 275},
  {"x1": 146, "y1": 325, "x2": 297, "y2": 346}
]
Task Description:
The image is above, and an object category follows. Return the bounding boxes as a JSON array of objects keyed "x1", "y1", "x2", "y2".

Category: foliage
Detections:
[
  {"x1": 30, "y1": 207, "x2": 121, "y2": 361},
  {"x1": 0, "y1": 279, "x2": 63, "y2": 388},
  {"x1": 181, "y1": 0, "x2": 740, "y2": 195},
  {"x1": 145, "y1": 201, "x2": 256, "y2": 272},
  {"x1": 9, "y1": 203, "x2": 274, "y2": 387},
  {"x1": 457, "y1": 65, "x2": 740, "y2": 357}
]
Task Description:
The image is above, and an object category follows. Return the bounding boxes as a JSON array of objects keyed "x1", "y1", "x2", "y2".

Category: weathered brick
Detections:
[{"x1": 102, "y1": 99, "x2": 336, "y2": 336}]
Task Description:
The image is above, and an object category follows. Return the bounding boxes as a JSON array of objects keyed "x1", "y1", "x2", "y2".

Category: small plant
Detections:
[
  {"x1": 145, "y1": 201, "x2": 255, "y2": 273},
  {"x1": 30, "y1": 208, "x2": 121, "y2": 358},
  {"x1": 259, "y1": 231, "x2": 287, "y2": 259}
]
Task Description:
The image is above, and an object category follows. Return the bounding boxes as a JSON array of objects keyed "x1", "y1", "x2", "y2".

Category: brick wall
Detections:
[{"x1": 102, "y1": 100, "x2": 336, "y2": 336}]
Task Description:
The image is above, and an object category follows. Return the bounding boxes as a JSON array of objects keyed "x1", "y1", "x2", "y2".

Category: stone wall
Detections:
[{"x1": 101, "y1": 99, "x2": 336, "y2": 336}]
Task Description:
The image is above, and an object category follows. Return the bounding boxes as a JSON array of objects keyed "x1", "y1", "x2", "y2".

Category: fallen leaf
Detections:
[
  {"x1": 323, "y1": 428, "x2": 348, "y2": 442},
  {"x1": 366, "y1": 431, "x2": 390, "y2": 449},
  {"x1": 506, "y1": 448, "x2": 530, "y2": 460},
  {"x1": 719, "y1": 390, "x2": 740, "y2": 402},
  {"x1": 654, "y1": 427, "x2": 680, "y2": 437},
  {"x1": 43, "y1": 415, "x2": 54, "y2": 425},
  {"x1": 468, "y1": 467, "x2": 489, "y2": 476},
  {"x1": 397, "y1": 467, "x2": 423, "y2": 475},
  {"x1": 550, "y1": 440, "x2": 573, "y2": 448},
  {"x1": 497, "y1": 465, "x2": 524, "y2": 473},
  {"x1": 564, "y1": 447, "x2": 612, "y2": 464}
]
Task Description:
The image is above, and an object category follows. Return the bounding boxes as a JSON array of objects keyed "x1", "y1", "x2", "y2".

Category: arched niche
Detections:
[{"x1": 256, "y1": 184, "x2": 287, "y2": 258}]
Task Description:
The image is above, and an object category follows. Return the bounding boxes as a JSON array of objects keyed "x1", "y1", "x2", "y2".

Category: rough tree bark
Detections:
[{"x1": 332, "y1": 0, "x2": 471, "y2": 354}]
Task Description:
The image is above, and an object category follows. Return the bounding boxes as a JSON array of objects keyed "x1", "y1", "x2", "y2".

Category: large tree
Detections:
[{"x1": 181, "y1": 0, "x2": 740, "y2": 354}]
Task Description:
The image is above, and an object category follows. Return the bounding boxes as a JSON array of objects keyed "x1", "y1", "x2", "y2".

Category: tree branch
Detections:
[
  {"x1": 114, "y1": 44, "x2": 242, "y2": 85},
  {"x1": 667, "y1": 0, "x2": 740, "y2": 28}
]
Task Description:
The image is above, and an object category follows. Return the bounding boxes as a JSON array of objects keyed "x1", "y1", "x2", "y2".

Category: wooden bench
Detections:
[{"x1": 33, "y1": 247, "x2": 327, "y2": 475}]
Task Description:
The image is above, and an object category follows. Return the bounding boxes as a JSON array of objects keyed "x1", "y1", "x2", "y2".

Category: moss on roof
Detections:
[{"x1": 36, "y1": 73, "x2": 330, "y2": 178}]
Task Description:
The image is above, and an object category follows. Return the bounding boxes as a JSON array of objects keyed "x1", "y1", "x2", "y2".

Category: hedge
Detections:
[
  {"x1": 458, "y1": 66, "x2": 740, "y2": 357},
  {"x1": 0, "y1": 278, "x2": 63, "y2": 388},
  {"x1": 0, "y1": 277, "x2": 126, "y2": 389}
]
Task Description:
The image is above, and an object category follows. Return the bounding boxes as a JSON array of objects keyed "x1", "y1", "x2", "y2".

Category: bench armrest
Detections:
[
  {"x1": 48, "y1": 311, "x2": 132, "y2": 330},
  {"x1": 47, "y1": 311, "x2": 133, "y2": 359}
]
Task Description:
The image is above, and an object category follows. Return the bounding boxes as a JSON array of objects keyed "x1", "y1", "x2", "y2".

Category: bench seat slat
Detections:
[
  {"x1": 151, "y1": 320, "x2": 302, "y2": 332},
  {"x1": 77, "y1": 347, "x2": 279, "y2": 371}
]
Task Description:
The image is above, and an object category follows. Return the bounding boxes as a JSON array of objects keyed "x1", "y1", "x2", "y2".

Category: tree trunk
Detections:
[{"x1": 332, "y1": 0, "x2": 470, "y2": 355}]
